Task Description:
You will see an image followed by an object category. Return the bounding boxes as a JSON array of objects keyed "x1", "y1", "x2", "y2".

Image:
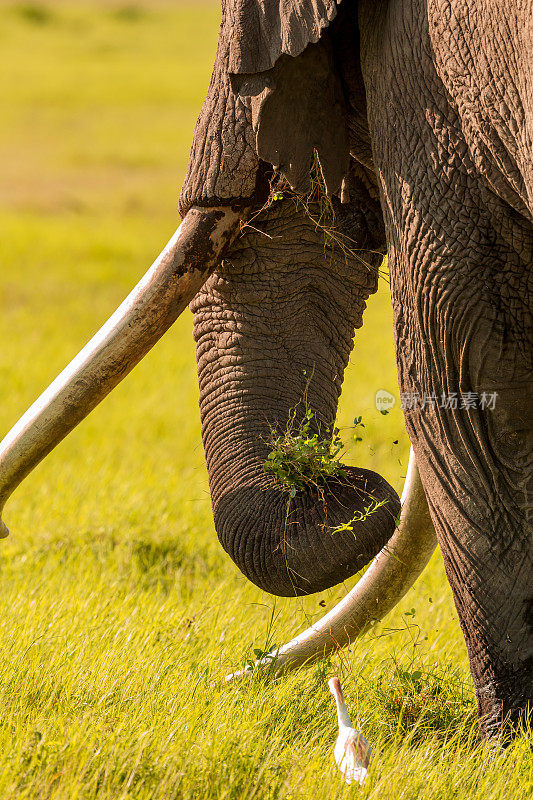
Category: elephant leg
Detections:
[{"x1": 359, "y1": 0, "x2": 533, "y2": 734}]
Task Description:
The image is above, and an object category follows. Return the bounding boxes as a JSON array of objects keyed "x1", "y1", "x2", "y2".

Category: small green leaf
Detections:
[{"x1": 331, "y1": 522, "x2": 354, "y2": 534}]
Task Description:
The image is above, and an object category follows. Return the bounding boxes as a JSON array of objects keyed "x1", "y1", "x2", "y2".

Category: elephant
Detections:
[{"x1": 0, "y1": 0, "x2": 531, "y2": 738}]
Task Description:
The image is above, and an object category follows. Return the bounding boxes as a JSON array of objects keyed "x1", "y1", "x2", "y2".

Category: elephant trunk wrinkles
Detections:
[{"x1": 192, "y1": 200, "x2": 400, "y2": 596}]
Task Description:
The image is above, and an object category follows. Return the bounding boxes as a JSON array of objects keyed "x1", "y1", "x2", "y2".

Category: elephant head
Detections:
[{"x1": 0, "y1": 1, "x2": 437, "y2": 670}]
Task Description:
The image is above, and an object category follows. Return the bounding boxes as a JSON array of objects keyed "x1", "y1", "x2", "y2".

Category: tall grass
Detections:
[{"x1": 0, "y1": 3, "x2": 531, "y2": 797}]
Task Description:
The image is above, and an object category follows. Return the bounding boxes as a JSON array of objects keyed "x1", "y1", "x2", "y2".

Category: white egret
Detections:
[{"x1": 329, "y1": 676, "x2": 372, "y2": 785}]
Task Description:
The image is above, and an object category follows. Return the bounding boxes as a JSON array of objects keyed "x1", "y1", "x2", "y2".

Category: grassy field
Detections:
[{"x1": 0, "y1": 3, "x2": 531, "y2": 798}]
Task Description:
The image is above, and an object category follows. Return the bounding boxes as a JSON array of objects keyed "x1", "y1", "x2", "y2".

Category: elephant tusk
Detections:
[
  {"x1": 0, "y1": 206, "x2": 241, "y2": 537},
  {"x1": 225, "y1": 447, "x2": 437, "y2": 680}
]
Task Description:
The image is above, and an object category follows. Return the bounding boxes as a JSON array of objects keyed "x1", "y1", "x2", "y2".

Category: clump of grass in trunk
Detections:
[
  {"x1": 262, "y1": 407, "x2": 346, "y2": 499},
  {"x1": 262, "y1": 400, "x2": 387, "y2": 532}
]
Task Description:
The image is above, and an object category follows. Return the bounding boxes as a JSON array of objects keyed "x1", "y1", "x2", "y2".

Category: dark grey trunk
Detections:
[
  {"x1": 180, "y1": 0, "x2": 400, "y2": 596},
  {"x1": 192, "y1": 196, "x2": 400, "y2": 596}
]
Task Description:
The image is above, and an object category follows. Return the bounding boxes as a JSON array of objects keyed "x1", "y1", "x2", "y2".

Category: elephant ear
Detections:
[
  {"x1": 179, "y1": 0, "x2": 368, "y2": 213},
  {"x1": 230, "y1": 0, "x2": 349, "y2": 195},
  {"x1": 228, "y1": 0, "x2": 341, "y2": 73}
]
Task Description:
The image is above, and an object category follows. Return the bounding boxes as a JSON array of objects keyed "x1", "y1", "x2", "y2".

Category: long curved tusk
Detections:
[
  {"x1": 0, "y1": 206, "x2": 241, "y2": 537},
  {"x1": 226, "y1": 447, "x2": 436, "y2": 680}
]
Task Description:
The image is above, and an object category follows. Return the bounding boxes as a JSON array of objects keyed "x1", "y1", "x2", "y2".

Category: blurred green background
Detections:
[{"x1": 0, "y1": 4, "x2": 529, "y2": 799}]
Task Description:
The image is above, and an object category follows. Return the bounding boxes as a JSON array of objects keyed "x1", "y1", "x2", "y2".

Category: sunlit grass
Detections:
[{"x1": 0, "y1": 2, "x2": 531, "y2": 798}]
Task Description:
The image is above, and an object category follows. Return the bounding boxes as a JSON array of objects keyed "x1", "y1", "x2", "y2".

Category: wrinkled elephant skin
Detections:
[
  {"x1": 0, "y1": 0, "x2": 530, "y2": 739},
  {"x1": 179, "y1": 0, "x2": 532, "y2": 735}
]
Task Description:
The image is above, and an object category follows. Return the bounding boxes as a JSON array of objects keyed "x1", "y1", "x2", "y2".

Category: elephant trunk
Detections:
[
  {"x1": 192, "y1": 200, "x2": 400, "y2": 596},
  {"x1": 0, "y1": 206, "x2": 241, "y2": 534}
]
